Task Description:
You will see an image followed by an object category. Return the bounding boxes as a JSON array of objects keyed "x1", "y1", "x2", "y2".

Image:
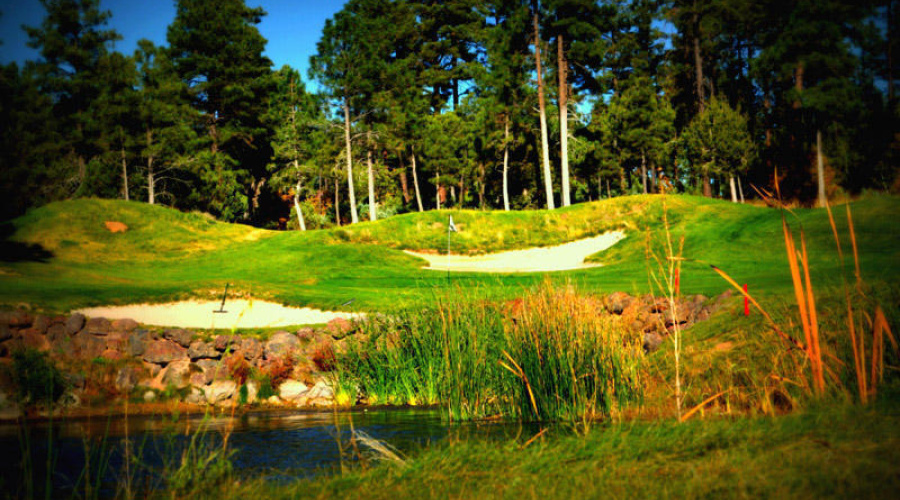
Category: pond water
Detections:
[{"x1": 0, "y1": 408, "x2": 548, "y2": 497}]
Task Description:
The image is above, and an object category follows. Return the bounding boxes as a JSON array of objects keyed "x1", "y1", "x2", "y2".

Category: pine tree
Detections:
[
  {"x1": 167, "y1": 0, "x2": 273, "y2": 221},
  {"x1": 310, "y1": 0, "x2": 396, "y2": 223},
  {"x1": 680, "y1": 95, "x2": 754, "y2": 200},
  {"x1": 24, "y1": 0, "x2": 122, "y2": 198},
  {"x1": 266, "y1": 65, "x2": 324, "y2": 230},
  {"x1": 134, "y1": 40, "x2": 197, "y2": 206}
]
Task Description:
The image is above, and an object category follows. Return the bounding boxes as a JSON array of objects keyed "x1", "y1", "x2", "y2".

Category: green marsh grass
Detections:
[{"x1": 336, "y1": 282, "x2": 642, "y2": 422}]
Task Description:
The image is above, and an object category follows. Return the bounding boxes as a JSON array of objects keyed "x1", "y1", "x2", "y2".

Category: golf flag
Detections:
[{"x1": 448, "y1": 215, "x2": 458, "y2": 232}]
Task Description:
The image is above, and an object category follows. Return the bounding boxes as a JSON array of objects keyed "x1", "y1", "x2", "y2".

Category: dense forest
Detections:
[{"x1": 1, "y1": 0, "x2": 897, "y2": 228}]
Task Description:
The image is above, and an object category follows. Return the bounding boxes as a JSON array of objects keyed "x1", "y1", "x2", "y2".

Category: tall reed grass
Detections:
[
  {"x1": 334, "y1": 282, "x2": 643, "y2": 422},
  {"x1": 710, "y1": 181, "x2": 898, "y2": 405}
]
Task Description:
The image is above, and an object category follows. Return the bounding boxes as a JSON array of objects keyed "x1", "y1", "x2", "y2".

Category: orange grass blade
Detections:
[
  {"x1": 875, "y1": 306, "x2": 898, "y2": 355},
  {"x1": 782, "y1": 222, "x2": 812, "y2": 355},
  {"x1": 679, "y1": 390, "x2": 729, "y2": 423},
  {"x1": 846, "y1": 204, "x2": 862, "y2": 288},
  {"x1": 709, "y1": 264, "x2": 803, "y2": 350},
  {"x1": 799, "y1": 230, "x2": 824, "y2": 394},
  {"x1": 522, "y1": 427, "x2": 549, "y2": 448}
]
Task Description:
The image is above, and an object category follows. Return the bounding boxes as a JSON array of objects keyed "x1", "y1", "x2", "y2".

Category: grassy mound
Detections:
[{"x1": 0, "y1": 194, "x2": 897, "y2": 313}]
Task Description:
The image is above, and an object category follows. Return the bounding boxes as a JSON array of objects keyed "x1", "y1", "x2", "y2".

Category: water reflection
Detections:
[{"x1": 0, "y1": 407, "x2": 550, "y2": 497}]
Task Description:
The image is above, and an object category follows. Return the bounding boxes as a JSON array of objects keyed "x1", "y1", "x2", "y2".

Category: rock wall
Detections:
[
  {"x1": 0, "y1": 291, "x2": 730, "y2": 419},
  {"x1": 0, "y1": 311, "x2": 357, "y2": 418}
]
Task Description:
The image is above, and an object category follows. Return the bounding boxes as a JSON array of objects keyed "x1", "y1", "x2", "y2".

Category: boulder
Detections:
[
  {"x1": 32, "y1": 315, "x2": 51, "y2": 334},
  {"x1": 326, "y1": 318, "x2": 355, "y2": 339},
  {"x1": 189, "y1": 372, "x2": 207, "y2": 388},
  {"x1": 115, "y1": 366, "x2": 141, "y2": 392},
  {"x1": 188, "y1": 341, "x2": 219, "y2": 360},
  {"x1": 185, "y1": 387, "x2": 205, "y2": 405},
  {"x1": 46, "y1": 324, "x2": 68, "y2": 343},
  {"x1": 142, "y1": 340, "x2": 187, "y2": 365},
  {"x1": 240, "y1": 338, "x2": 262, "y2": 362},
  {"x1": 0, "y1": 339, "x2": 24, "y2": 357},
  {"x1": 163, "y1": 329, "x2": 193, "y2": 348},
  {"x1": 72, "y1": 331, "x2": 106, "y2": 359},
  {"x1": 143, "y1": 391, "x2": 156, "y2": 402},
  {"x1": 143, "y1": 361, "x2": 162, "y2": 378},
  {"x1": 643, "y1": 332, "x2": 664, "y2": 353},
  {"x1": 301, "y1": 380, "x2": 334, "y2": 406},
  {"x1": 66, "y1": 313, "x2": 86, "y2": 335},
  {"x1": 59, "y1": 392, "x2": 80, "y2": 408},
  {"x1": 84, "y1": 317, "x2": 111, "y2": 336},
  {"x1": 606, "y1": 292, "x2": 635, "y2": 315},
  {"x1": 296, "y1": 327, "x2": 317, "y2": 343},
  {"x1": 278, "y1": 379, "x2": 308, "y2": 403},
  {"x1": 64, "y1": 372, "x2": 86, "y2": 391},
  {"x1": 265, "y1": 332, "x2": 299, "y2": 359},
  {"x1": 214, "y1": 334, "x2": 240, "y2": 352},
  {"x1": 161, "y1": 360, "x2": 192, "y2": 389},
  {"x1": 126, "y1": 330, "x2": 150, "y2": 357},
  {"x1": 195, "y1": 359, "x2": 229, "y2": 384},
  {"x1": 205, "y1": 380, "x2": 236, "y2": 405},
  {"x1": 111, "y1": 318, "x2": 139, "y2": 333},
  {"x1": 100, "y1": 349, "x2": 123, "y2": 361},
  {"x1": 0, "y1": 310, "x2": 32, "y2": 328}
]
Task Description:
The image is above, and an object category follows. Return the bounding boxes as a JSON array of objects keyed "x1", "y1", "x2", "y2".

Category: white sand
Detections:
[
  {"x1": 74, "y1": 299, "x2": 359, "y2": 329},
  {"x1": 404, "y1": 230, "x2": 626, "y2": 273}
]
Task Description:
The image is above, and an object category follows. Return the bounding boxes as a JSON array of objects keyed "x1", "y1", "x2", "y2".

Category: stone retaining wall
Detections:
[{"x1": 0, "y1": 310, "x2": 358, "y2": 419}]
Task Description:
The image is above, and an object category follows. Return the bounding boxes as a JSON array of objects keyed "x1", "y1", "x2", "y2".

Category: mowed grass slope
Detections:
[{"x1": 0, "y1": 194, "x2": 897, "y2": 313}]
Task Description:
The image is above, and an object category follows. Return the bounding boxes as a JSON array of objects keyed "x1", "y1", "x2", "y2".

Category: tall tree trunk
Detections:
[
  {"x1": 147, "y1": 157, "x2": 155, "y2": 205},
  {"x1": 411, "y1": 148, "x2": 424, "y2": 212},
  {"x1": 607, "y1": 179, "x2": 611, "y2": 199},
  {"x1": 502, "y1": 114, "x2": 511, "y2": 211},
  {"x1": 693, "y1": 1, "x2": 705, "y2": 113},
  {"x1": 477, "y1": 162, "x2": 486, "y2": 209},
  {"x1": 702, "y1": 174, "x2": 712, "y2": 197},
  {"x1": 293, "y1": 160, "x2": 306, "y2": 231},
  {"x1": 641, "y1": 152, "x2": 648, "y2": 194},
  {"x1": 729, "y1": 175, "x2": 738, "y2": 202},
  {"x1": 398, "y1": 150, "x2": 411, "y2": 204},
  {"x1": 436, "y1": 177, "x2": 442, "y2": 210},
  {"x1": 251, "y1": 177, "x2": 265, "y2": 218},
  {"x1": 334, "y1": 176, "x2": 341, "y2": 227},
  {"x1": 366, "y1": 147, "x2": 376, "y2": 222},
  {"x1": 145, "y1": 129, "x2": 154, "y2": 204},
  {"x1": 120, "y1": 143, "x2": 129, "y2": 201},
  {"x1": 532, "y1": 2, "x2": 555, "y2": 210},
  {"x1": 558, "y1": 34, "x2": 570, "y2": 207},
  {"x1": 737, "y1": 176, "x2": 745, "y2": 203},
  {"x1": 343, "y1": 100, "x2": 359, "y2": 224},
  {"x1": 816, "y1": 129, "x2": 826, "y2": 207}
]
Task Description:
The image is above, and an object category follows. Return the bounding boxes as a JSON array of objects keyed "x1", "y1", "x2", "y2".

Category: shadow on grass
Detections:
[{"x1": 0, "y1": 223, "x2": 53, "y2": 262}]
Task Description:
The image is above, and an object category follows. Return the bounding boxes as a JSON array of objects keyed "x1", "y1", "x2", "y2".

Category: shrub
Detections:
[
  {"x1": 311, "y1": 343, "x2": 336, "y2": 372},
  {"x1": 11, "y1": 348, "x2": 68, "y2": 405}
]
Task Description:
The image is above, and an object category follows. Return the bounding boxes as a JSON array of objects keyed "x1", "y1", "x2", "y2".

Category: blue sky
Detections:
[{"x1": 0, "y1": 0, "x2": 347, "y2": 88}]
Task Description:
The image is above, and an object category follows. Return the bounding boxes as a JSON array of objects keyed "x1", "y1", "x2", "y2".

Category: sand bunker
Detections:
[
  {"x1": 404, "y1": 230, "x2": 626, "y2": 273},
  {"x1": 74, "y1": 300, "x2": 359, "y2": 329}
]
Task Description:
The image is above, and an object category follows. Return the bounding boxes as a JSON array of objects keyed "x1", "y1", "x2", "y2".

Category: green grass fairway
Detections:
[{"x1": 1, "y1": 194, "x2": 898, "y2": 314}]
